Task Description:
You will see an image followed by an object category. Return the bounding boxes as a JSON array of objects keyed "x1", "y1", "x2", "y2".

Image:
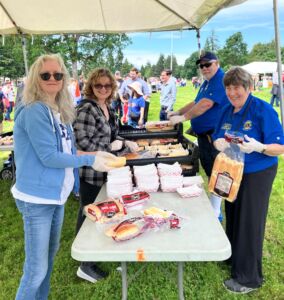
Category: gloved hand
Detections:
[
  {"x1": 169, "y1": 114, "x2": 186, "y2": 125},
  {"x1": 238, "y1": 135, "x2": 265, "y2": 154},
  {"x1": 214, "y1": 138, "x2": 230, "y2": 152},
  {"x1": 167, "y1": 110, "x2": 179, "y2": 118},
  {"x1": 125, "y1": 140, "x2": 139, "y2": 152},
  {"x1": 110, "y1": 140, "x2": 123, "y2": 151},
  {"x1": 92, "y1": 151, "x2": 117, "y2": 172}
]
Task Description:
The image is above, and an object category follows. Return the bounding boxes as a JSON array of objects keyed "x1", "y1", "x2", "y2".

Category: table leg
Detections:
[
  {"x1": 121, "y1": 262, "x2": 128, "y2": 300},
  {"x1": 178, "y1": 262, "x2": 184, "y2": 300}
]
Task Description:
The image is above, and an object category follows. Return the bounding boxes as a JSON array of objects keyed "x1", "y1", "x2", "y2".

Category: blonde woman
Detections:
[{"x1": 12, "y1": 54, "x2": 116, "y2": 300}]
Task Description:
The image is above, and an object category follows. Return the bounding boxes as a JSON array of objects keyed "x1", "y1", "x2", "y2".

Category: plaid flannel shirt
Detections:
[{"x1": 73, "y1": 100, "x2": 121, "y2": 186}]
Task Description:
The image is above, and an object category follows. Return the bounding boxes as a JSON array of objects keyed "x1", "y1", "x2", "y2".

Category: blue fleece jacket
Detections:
[{"x1": 13, "y1": 102, "x2": 95, "y2": 200}]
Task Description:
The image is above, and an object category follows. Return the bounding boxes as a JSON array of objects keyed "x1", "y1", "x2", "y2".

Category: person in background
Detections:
[
  {"x1": 15, "y1": 77, "x2": 27, "y2": 110},
  {"x1": 0, "y1": 87, "x2": 4, "y2": 133},
  {"x1": 2, "y1": 78, "x2": 15, "y2": 121},
  {"x1": 73, "y1": 67, "x2": 138, "y2": 283},
  {"x1": 111, "y1": 70, "x2": 124, "y2": 119},
  {"x1": 119, "y1": 67, "x2": 150, "y2": 123},
  {"x1": 169, "y1": 51, "x2": 228, "y2": 221},
  {"x1": 127, "y1": 81, "x2": 145, "y2": 127},
  {"x1": 12, "y1": 54, "x2": 116, "y2": 300},
  {"x1": 159, "y1": 69, "x2": 177, "y2": 121},
  {"x1": 213, "y1": 66, "x2": 284, "y2": 294},
  {"x1": 269, "y1": 72, "x2": 280, "y2": 107}
]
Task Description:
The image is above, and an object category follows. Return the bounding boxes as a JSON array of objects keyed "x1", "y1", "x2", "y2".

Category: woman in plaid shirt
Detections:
[{"x1": 73, "y1": 68, "x2": 138, "y2": 283}]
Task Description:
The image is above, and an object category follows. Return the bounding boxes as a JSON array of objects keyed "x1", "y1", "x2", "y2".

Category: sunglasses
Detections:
[
  {"x1": 40, "y1": 72, "x2": 64, "y2": 81},
  {"x1": 199, "y1": 62, "x2": 213, "y2": 69},
  {"x1": 93, "y1": 84, "x2": 112, "y2": 90}
]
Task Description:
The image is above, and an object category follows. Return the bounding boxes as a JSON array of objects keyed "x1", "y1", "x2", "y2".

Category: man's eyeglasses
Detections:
[
  {"x1": 199, "y1": 62, "x2": 213, "y2": 69},
  {"x1": 93, "y1": 84, "x2": 112, "y2": 90},
  {"x1": 40, "y1": 72, "x2": 64, "y2": 81}
]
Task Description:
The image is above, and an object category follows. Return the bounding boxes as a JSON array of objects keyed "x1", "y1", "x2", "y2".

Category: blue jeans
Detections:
[{"x1": 15, "y1": 200, "x2": 64, "y2": 300}]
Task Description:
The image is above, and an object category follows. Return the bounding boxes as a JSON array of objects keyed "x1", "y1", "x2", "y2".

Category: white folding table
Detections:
[{"x1": 71, "y1": 185, "x2": 231, "y2": 300}]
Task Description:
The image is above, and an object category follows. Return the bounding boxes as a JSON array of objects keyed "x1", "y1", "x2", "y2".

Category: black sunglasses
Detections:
[
  {"x1": 40, "y1": 72, "x2": 64, "y2": 81},
  {"x1": 93, "y1": 84, "x2": 112, "y2": 90},
  {"x1": 199, "y1": 62, "x2": 213, "y2": 69}
]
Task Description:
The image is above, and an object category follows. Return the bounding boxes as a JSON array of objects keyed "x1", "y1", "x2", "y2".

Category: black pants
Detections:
[
  {"x1": 75, "y1": 180, "x2": 102, "y2": 234},
  {"x1": 144, "y1": 101, "x2": 150, "y2": 123},
  {"x1": 225, "y1": 164, "x2": 277, "y2": 288},
  {"x1": 197, "y1": 134, "x2": 219, "y2": 177}
]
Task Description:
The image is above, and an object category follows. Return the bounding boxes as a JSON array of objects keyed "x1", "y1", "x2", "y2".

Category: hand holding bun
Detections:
[{"x1": 92, "y1": 151, "x2": 117, "y2": 172}]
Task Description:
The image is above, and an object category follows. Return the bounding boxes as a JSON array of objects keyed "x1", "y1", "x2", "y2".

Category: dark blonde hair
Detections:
[
  {"x1": 83, "y1": 68, "x2": 117, "y2": 105},
  {"x1": 23, "y1": 54, "x2": 75, "y2": 124},
  {"x1": 223, "y1": 67, "x2": 253, "y2": 90}
]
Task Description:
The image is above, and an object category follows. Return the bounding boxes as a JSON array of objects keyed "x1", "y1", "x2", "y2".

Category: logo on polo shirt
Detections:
[
  {"x1": 243, "y1": 120, "x2": 252, "y2": 131},
  {"x1": 222, "y1": 123, "x2": 231, "y2": 130}
]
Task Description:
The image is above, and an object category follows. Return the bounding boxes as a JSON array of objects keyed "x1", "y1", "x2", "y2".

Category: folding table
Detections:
[{"x1": 71, "y1": 185, "x2": 231, "y2": 300}]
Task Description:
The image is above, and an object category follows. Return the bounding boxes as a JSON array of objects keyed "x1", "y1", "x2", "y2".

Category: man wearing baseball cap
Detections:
[{"x1": 169, "y1": 51, "x2": 228, "y2": 221}]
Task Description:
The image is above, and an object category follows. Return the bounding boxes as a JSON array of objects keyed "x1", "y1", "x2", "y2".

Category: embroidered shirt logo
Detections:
[
  {"x1": 243, "y1": 120, "x2": 252, "y2": 131},
  {"x1": 222, "y1": 123, "x2": 232, "y2": 130}
]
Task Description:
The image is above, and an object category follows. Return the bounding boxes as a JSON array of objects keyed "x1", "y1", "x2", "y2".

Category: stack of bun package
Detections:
[{"x1": 208, "y1": 143, "x2": 244, "y2": 202}]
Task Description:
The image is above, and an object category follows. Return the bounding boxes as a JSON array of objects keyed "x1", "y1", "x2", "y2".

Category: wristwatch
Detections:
[{"x1": 261, "y1": 145, "x2": 267, "y2": 154}]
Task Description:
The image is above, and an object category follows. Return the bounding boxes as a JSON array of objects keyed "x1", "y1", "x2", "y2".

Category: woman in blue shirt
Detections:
[{"x1": 213, "y1": 67, "x2": 284, "y2": 294}]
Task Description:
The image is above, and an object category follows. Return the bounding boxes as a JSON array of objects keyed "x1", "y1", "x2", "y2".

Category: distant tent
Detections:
[{"x1": 241, "y1": 62, "x2": 284, "y2": 75}]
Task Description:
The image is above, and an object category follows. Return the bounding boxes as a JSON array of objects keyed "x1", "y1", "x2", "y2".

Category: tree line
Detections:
[
  {"x1": 0, "y1": 31, "x2": 283, "y2": 81},
  {"x1": 143, "y1": 31, "x2": 284, "y2": 80}
]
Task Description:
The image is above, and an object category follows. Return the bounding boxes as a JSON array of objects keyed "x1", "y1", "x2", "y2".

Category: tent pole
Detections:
[
  {"x1": 273, "y1": 0, "x2": 284, "y2": 128},
  {"x1": 21, "y1": 34, "x2": 29, "y2": 76}
]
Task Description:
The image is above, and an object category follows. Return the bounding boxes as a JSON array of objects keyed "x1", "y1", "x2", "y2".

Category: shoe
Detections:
[
  {"x1": 77, "y1": 263, "x2": 108, "y2": 283},
  {"x1": 223, "y1": 278, "x2": 258, "y2": 294}
]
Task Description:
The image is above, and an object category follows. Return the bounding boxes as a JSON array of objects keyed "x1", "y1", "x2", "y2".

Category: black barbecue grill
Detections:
[{"x1": 118, "y1": 123, "x2": 199, "y2": 176}]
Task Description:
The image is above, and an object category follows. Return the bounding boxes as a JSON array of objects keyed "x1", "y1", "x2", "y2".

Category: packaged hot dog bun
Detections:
[
  {"x1": 113, "y1": 223, "x2": 140, "y2": 240},
  {"x1": 143, "y1": 207, "x2": 171, "y2": 218},
  {"x1": 107, "y1": 156, "x2": 126, "y2": 168}
]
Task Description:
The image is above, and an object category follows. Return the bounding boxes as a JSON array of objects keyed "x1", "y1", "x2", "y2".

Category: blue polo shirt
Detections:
[
  {"x1": 191, "y1": 68, "x2": 228, "y2": 134},
  {"x1": 212, "y1": 94, "x2": 284, "y2": 173}
]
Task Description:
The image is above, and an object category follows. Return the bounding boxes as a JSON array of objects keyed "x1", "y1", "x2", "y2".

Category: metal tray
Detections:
[{"x1": 125, "y1": 136, "x2": 199, "y2": 176}]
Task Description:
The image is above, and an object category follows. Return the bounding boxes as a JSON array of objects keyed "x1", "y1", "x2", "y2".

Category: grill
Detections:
[{"x1": 118, "y1": 124, "x2": 199, "y2": 176}]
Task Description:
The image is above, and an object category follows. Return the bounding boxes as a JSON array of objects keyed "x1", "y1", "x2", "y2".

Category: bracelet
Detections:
[{"x1": 261, "y1": 145, "x2": 267, "y2": 154}]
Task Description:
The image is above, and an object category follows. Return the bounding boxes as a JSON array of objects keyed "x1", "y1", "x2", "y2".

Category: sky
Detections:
[{"x1": 123, "y1": 0, "x2": 284, "y2": 67}]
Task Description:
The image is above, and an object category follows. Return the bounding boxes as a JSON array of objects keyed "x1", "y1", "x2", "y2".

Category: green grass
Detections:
[{"x1": 0, "y1": 85, "x2": 283, "y2": 300}]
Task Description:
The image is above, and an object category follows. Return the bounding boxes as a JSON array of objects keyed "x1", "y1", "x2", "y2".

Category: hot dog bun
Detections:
[
  {"x1": 107, "y1": 156, "x2": 126, "y2": 168},
  {"x1": 113, "y1": 223, "x2": 139, "y2": 240}
]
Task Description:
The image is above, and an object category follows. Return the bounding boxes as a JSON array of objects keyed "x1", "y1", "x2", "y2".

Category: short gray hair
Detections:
[{"x1": 223, "y1": 67, "x2": 253, "y2": 90}]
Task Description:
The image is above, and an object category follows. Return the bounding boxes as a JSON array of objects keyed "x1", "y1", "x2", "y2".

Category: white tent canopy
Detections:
[
  {"x1": 0, "y1": 0, "x2": 247, "y2": 34},
  {"x1": 242, "y1": 62, "x2": 284, "y2": 75}
]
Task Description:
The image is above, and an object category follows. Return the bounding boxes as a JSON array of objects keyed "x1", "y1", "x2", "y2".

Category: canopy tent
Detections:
[
  {"x1": 0, "y1": 0, "x2": 247, "y2": 34},
  {"x1": 242, "y1": 62, "x2": 284, "y2": 76},
  {"x1": 0, "y1": 0, "x2": 283, "y2": 127}
]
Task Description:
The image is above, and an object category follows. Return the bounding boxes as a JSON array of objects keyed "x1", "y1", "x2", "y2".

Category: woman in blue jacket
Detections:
[
  {"x1": 12, "y1": 54, "x2": 117, "y2": 300},
  {"x1": 213, "y1": 67, "x2": 284, "y2": 294}
]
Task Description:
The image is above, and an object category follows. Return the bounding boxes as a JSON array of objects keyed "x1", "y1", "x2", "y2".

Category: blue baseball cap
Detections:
[{"x1": 196, "y1": 52, "x2": 218, "y2": 65}]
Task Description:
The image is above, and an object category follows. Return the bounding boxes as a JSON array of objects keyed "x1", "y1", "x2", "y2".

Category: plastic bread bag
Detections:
[
  {"x1": 120, "y1": 190, "x2": 150, "y2": 209},
  {"x1": 105, "y1": 210, "x2": 181, "y2": 242},
  {"x1": 208, "y1": 141, "x2": 244, "y2": 202},
  {"x1": 84, "y1": 198, "x2": 127, "y2": 224}
]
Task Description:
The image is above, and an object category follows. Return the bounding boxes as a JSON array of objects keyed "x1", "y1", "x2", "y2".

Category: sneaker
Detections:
[
  {"x1": 77, "y1": 263, "x2": 108, "y2": 283},
  {"x1": 223, "y1": 278, "x2": 258, "y2": 294}
]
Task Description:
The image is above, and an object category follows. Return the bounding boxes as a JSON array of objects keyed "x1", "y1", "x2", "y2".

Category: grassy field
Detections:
[{"x1": 0, "y1": 85, "x2": 283, "y2": 300}]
